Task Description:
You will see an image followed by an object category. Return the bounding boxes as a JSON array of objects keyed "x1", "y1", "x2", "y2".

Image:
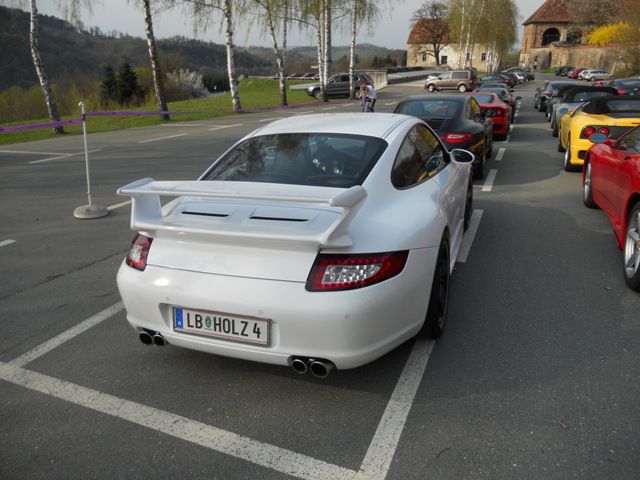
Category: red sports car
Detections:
[
  {"x1": 465, "y1": 92, "x2": 512, "y2": 141},
  {"x1": 583, "y1": 126, "x2": 640, "y2": 291}
]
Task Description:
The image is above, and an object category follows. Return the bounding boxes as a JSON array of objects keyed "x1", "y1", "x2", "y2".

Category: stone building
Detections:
[{"x1": 519, "y1": 0, "x2": 620, "y2": 72}]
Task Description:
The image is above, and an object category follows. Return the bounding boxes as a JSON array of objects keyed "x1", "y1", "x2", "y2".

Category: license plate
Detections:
[{"x1": 173, "y1": 307, "x2": 270, "y2": 346}]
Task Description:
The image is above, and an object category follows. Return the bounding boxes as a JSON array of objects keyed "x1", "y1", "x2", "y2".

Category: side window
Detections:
[
  {"x1": 468, "y1": 98, "x2": 481, "y2": 119},
  {"x1": 440, "y1": 72, "x2": 451, "y2": 80},
  {"x1": 391, "y1": 126, "x2": 446, "y2": 188},
  {"x1": 412, "y1": 125, "x2": 448, "y2": 176},
  {"x1": 452, "y1": 71, "x2": 466, "y2": 80}
]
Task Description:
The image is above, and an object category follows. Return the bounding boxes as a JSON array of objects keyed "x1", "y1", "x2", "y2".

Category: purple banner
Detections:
[
  {"x1": 0, "y1": 118, "x2": 82, "y2": 133},
  {"x1": 85, "y1": 110, "x2": 200, "y2": 117}
]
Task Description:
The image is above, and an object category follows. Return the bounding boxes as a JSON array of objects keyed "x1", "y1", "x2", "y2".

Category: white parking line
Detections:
[
  {"x1": 258, "y1": 117, "x2": 284, "y2": 123},
  {"x1": 482, "y1": 169, "x2": 498, "y2": 192},
  {"x1": 138, "y1": 133, "x2": 187, "y2": 144},
  {"x1": 355, "y1": 338, "x2": 436, "y2": 480},
  {"x1": 209, "y1": 124, "x2": 243, "y2": 131},
  {"x1": 321, "y1": 106, "x2": 337, "y2": 110},
  {"x1": 340, "y1": 103, "x2": 354, "y2": 107},
  {"x1": 294, "y1": 111, "x2": 314, "y2": 115},
  {"x1": 0, "y1": 149, "x2": 71, "y2": 156},
  {"x1": 0, "y1": 363, "x2": 356, "y2": 480},
  {"x1": 0, "y1": 239, "x2": 16, "y2": 248},
  {"x1": 384, "y1": 102, "x2": 398, "y2": 106},
  {"x1": 29, "y1": 149, "x2": 102, "y2": 165},
  {"x1": 457, "y1": 209, "x2": 483, "y2": 263},
  {"x1": 160, "y1": 124, "x2": 212, "y2": 127},
  {"x1": 107, "y1": 200, "x2": 132, "y2": 211},
  {"x1": 9, "y1": 302, "x2": 124, "y2": 368},
  {"x1": 495, "y1": 147, "x2": 506, "y2": 161}
]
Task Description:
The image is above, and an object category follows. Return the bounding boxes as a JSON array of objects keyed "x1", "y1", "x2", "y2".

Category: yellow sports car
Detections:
[{"x1": 558, "y1": 95, "x2": 640, "y2": 171}]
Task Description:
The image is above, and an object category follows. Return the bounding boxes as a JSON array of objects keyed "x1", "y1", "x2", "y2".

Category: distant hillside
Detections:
[
  {"x1": 0, "y1": 5, "x2": 406, "y2": 91},
  {"x1": 0, "y1": 5, "x2": 272, "y2": 90}
]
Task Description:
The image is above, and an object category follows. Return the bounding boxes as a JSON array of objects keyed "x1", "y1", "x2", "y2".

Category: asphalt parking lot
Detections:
[{"x1": 1, "y1": 76, "x2": 639, "y2": 480}]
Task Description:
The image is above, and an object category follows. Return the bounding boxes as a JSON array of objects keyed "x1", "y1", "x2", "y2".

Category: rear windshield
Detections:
[
  {"x1": 617, "y1": 79, "x2": 640, "y2": 87},
  {"x1": 471, "y1": 94, "x2": 495, "y2": 104},
  {"x1": 569, "y1": 91, "x2": 614, "y2": 103},
  {"x1": 201, "y1": 133, "x2": 388, "y2": 188},
  {"x1": 606, "y1": 99, "x2": 640, "y2": 112},
  {"x1": 396, "y1": 99, "x2": 461, "y2": 118}
]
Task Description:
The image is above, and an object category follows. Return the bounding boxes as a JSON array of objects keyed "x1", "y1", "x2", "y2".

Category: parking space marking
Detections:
[
  {"x1": 139, "y1": 133, "x2": 187, "y2": 144},
  {"x1": 355, "y1": 338, "x2": 436, "y2": 480},
  {"x1": 0, "y1": 239, "x2": 16, "y2": 248},
  {"x1": 29, "y1": 149, "x2": 102, "y2": 165},
  {"x1": 9, "y1": 302, "x2": 124, "y2": 368},
  {"x1": 0, "y1": 149, "x2": 71, "y2": 156},
  {"x1": 107, "y1": 200, "x2": 132, "y2": 211},
  {"x1": 160, "y1": 124, "x2": 213, "y2": 127},
  {"x1": 482, "y1": 169, "x2": 498, "y2": 192},
  {"x1": 0, "y1": 363, "x2": 356, "y2": 480},
  {"x1": 258, "y1": 117, "x2": 284, "y2": 123},
  {"x1": 209, "y1": 123, "x2": 244, "y2": 131},
  {"x1": 495, "y1": 147, "x2": 506, "y2": 161},
  {"x1": 457, "y1": 209, "x2": 484, "y2": 263},
  {"x1": 294, "y1": 111, "x2": 314, "y2": 115},
  {"x1": 340, "y1": 103, "x2": 355, "y2": 107},
  {"x1": 384, "y1": 102, "x2": 398, "y2": 106},
  {"x1": 321, "y1": 106, "x2": 337, "y2": 110}
]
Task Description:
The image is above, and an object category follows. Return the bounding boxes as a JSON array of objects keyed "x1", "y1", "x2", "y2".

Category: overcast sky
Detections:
[{"x1": 8, "y1": 0, "x2": 543, "y2": 50}]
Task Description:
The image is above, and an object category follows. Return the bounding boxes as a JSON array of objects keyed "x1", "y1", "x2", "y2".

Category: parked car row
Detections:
[
  {"x1": 555, "y1": 66, "x2": 612, "y2": 81},
  {"x1": 424, "y1": 67, "x2": 532, "y2": 94}
]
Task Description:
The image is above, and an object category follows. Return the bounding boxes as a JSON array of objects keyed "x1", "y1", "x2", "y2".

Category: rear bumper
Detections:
[{"x1": 117, "y1": 248, "x2": 438, "y2": 370}]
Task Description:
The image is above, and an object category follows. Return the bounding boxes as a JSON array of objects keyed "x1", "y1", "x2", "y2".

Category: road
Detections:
[{"x1": 1, "y1": 75, "x2": 638, "y2": 480}]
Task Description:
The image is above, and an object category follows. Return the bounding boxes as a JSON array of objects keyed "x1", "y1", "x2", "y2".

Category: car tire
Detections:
[
  {"x1": 463, "y1": 177, "x2": 473, "y2": 232},
  {"x1": 558, "y1": 136, "x2": 566, "y2": 152},
  {"x1": 486, "y1": 136, "x2": 493, "y2": 158},
  {"x1": 313, "y1": 89, "x2": 323, "y2": 100},
  {"x1": 495, "y1": 133, "x2": 508, "y2": 141},
  {"x1": 624, "y1": 201, "x2": 640, "y2": 292},
  {"x1": 537, "y1": 100, "x2": 545, "y2": 112},
  {"x1": 473, "y1": 147, "x2": 486, "y2": 179},
  {"x1": 552, "y1": 119, "x2": 558, "y2": 137},
  {"x1": 458, "y1": 84, "x2": 467, "y2": 93},
  {"x1": 564, "y1": 138, "x2": 580, "y2": 172},
  {"x1": 582, "y1": 159, "x2": 599, "y2": 209},
  {"x1": 354, "y1": 89, "x2": 362, "y2": 100},
  {"x1": 427, "y1": 84, "x2": 436, "y2": 92},
  {"x1": 421, "y1": 237, "x2": 450, "y2": 338}
]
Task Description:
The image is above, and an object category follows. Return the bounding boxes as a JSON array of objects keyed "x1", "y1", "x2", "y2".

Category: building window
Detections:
[
  {"x1": 481, "y1": 52, "x2": 487, "y2": 62},
  {"x1": 421, "y1": 52, "x2": 428, "y2": 62},
  {"x1": 441, "y1": 55, "x2": 448, "y2": 65},
  {"x1": 542, "y1": 28, "x2": 560, "y2": 46}
]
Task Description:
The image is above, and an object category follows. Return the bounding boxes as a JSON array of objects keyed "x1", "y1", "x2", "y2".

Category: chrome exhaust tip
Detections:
[
  {"x1": 310, "y1": 360, "x2": 334, "y2": 379},
  {"x1": 290, "y1": 357, "x2": 308, "y2": 374},
  {"x1": 139, "y1": 331, "x2": 153, "y2": 345},
  {"x1": 152, "y1": 333, "x2": 166, "y2": 346}
]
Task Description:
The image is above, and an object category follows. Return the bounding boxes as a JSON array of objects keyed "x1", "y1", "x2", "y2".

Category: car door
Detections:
[
  {"x1": 466, "y1": 97, "x2": 487, "y2": 147},
  {"x1": 437, "y1": 72, "x2": 452, "y2": 89},
  {"x1": 328, "y1": 75, "x2": 349, "y2": 96},
  {"x1": 605, "y1": 129, "x2": 640, "y2": 225}
]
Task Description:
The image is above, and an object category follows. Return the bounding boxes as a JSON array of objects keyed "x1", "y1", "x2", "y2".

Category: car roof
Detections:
[
  {"x1": 252, "y1": 113, "x2": 413, "y2": 138},
  {"x1": 582, "y1": 95, "x2": 640, "y2": 114},
  {"x1": 561, "y1": 86, "x2": 618, "y2": 101},
  {"x1": 399, "y1": 94, "x2": 471, "y2": 104}
]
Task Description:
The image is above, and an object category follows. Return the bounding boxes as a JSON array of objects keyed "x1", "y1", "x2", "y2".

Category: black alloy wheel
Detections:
[
  {"x1": 624, "y1": 202, "x2": 640, "y2": 291},
  {"x1": 422, "y1": 238, "x2": 450, "y2": 338},
  {"x1": 582, "y1": 159, "x2": 599, "y2": 209}
]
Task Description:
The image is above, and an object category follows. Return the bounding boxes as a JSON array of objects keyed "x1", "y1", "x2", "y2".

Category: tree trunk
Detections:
[
  {"x1": 322, "y1": 0, "x2": 331, "y2": 102},
  {"x1": 143, "y1": 0, "x2": 169, "y2": 120},
  {"x1": 29, "y1": 0, "x2": 63, "y2": 134},
  {"x1": 349, "y1": 0, "x2": 357, "y2": 99},
  {"x1": 223, "y1": 0, "x2": 241, "y2": 112},
  {"x1": 265, "y1": 3, "x2": 287, "y2": 106},
  {"x1": 316, "y1": 7, "x2": 324, "y2": 99}
]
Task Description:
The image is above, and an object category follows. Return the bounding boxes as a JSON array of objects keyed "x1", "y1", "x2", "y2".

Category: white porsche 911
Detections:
[{"x1": 117, "y1": 113, "x2": 474, "y2": 377}]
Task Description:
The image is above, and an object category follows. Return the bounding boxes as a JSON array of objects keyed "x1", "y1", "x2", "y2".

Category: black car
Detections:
[
  {"x1": 477, "y1": 74, "x2": 514, "y2": 88},
  {"x1": 305, "y1": 72, "x2": 373, "y2": 99},
  {"x1": 534, "y1": 81, "x2": 578, "y2": 112},
  {"x1": 610, "y1": 78, "x2": 640, "y2": 95},
  {"x1": 394, "y1": 94, "x2": 493, "y2": 179}
]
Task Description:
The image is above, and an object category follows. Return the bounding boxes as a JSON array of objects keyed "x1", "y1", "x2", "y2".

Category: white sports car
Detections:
[{"x1": 117, "y1": 113, "x2": 474, "y2": 377}]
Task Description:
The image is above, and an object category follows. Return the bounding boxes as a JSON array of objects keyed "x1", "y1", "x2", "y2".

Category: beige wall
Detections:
[
  {"x1": 520, "y1": 44, "x2": 623, "y2": 73},
  {"x1": 407, "y1": 43, "x2": 491, "y2": 71}
]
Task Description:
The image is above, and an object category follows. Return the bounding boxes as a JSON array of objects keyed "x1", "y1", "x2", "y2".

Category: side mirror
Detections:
[{"x1": 450, "y1": 149, "x2": 474, "y2": 164}]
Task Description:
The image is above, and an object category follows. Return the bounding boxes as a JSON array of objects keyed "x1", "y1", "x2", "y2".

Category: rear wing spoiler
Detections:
[{"x1": 117, "y1": 178, "x2": 367, "y2": 248}]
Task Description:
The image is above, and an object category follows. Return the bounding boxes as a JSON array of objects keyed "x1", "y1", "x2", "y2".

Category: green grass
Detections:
[{"x1": 0, "y1": 78, "x2": 328, "y2": 146}]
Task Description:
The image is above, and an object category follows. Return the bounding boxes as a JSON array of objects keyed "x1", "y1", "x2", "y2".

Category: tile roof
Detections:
[{"x1": 523, "y1": 0, "x2": 572, "y2": 25}]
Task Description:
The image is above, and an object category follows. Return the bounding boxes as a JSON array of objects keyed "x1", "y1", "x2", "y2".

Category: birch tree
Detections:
[
  {"x1": 29, "y1": 0, "x2": 63, "y2": 133},
  {"x1": 448, "y1": 0, "x2": 487, "y2": 69},
  {"x1": 141, "y1": 0, "x2": 170, "y2": 119},
  {"x1": 348, "y1": 0, "x2": 379, "y2": 98},
  {"x1": 251, "y1": 0, "x2": 290, "y2": 105},
  {"x1": 474, "y1": 0, "x2": 517, "y2": 73}
]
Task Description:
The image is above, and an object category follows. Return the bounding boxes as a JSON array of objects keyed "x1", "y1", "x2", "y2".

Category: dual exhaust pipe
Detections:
[
  {"x1": 289, "y1": 356, "x2": 335, "y2": 379},
  {"x1": 139, "y1": 330, "x2": 167, "y2": 347}
]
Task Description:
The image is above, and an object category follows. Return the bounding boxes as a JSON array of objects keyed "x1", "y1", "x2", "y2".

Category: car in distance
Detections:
[
  {"x1": 305, "y1": 72, "x2": 373, "y2": 99},
  {"x1": 116, "y1": 113, "x2": 474, "y2": 377},
  {"x1": 534, "y1": 81, "x2": 577, "y2": 112},
  {"x1": 550, "y1": 86, "x2": 618, "y2": 137},
  {"x1": 394, "y1": 94, "x2": 492, "y2": 178},
  {"x1": 477, "y1": 86, "x2": 519, "y2": 120},
  {"x1": 558, "y1": 95, "x2": 640, "y2": 171},
  {"x1": 582, "y1": 70, "x2": 611, "y2": 81},
  {"x1": 477, "y1": 74, "x2": 514, "y2": 89},
  {"x1": 610, "y1": 78, "x2": 640, "y2": 95},
  {"x1": 425, "y1": 70, "x2": 477, "y2": 92},
  {"x1": 583, "y1": 126, "x2": 640, "y2": 291},
  {"x1": 465, "y1": 92, "x2": 512, "y2": 141}
]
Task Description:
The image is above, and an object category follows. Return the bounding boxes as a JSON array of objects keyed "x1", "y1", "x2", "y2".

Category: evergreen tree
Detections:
[
  {"x1": 116, "y1": 62, "x2": 144, "y2": 106},
  {"x1": 99, "y1": 65, "x2": 117, "y2": 106}
]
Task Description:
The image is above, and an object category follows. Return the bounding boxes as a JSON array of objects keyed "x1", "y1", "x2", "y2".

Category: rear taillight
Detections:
[
  {"x1": 126, "y1": 233, "x2": 153, "y2": 271},
  {"x1": 583, "y1": 126, "x2": 596, "y2": 138},
  {"x1": 305, "y1": 251, "x2": 408, "y2": 291},
  {"x1": 444, "y1": 133, "x2": 473, "y2": 143},
  {"x1": 617, "y1": 89, "x2": 625, "y2": 94},
  {"x1": 598, "y1": 127, "x2": 610, "y2": 136}
]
